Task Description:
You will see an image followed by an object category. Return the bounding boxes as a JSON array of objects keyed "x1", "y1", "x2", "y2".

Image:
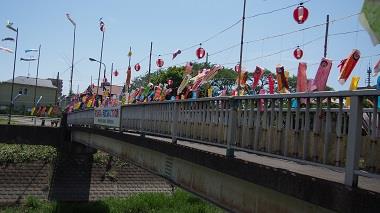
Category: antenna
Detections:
[{"x1": 366, "y1": 61, "x2": 372, "y2": 88}]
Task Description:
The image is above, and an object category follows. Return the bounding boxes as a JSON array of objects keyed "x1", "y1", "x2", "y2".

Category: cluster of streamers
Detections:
[
  {"x1": 31, "y1": 105, "x2": 60, "y2": 117},
  {"x1": 65, "y1": 84, "x2": 122, "y2": 112}
]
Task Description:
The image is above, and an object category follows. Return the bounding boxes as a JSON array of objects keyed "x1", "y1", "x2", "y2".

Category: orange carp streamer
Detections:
[
  {"x1": 338, "y1": 49, "x2": 361, "y2": 85},
  {"x1": 276, "y1": 65, "x2": 289, "y2": 93}
]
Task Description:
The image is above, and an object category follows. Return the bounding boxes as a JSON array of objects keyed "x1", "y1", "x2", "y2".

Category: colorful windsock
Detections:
[
  {"x1": 276, "y1": 65, "x2": 289, "y2": 93},
  {"x1": 311, "y1": 58, "x2": 332, "y2": 91},
  {"x1": 252, "y1": 66, "x2": 264, "y2": 89},
  {"x1": 268, "y1": 74, "x2": 275, "y2": 94},
  {"x1": 373, "y1": 59, "x2": 380, "y2": 77},
  {"x1": 345, "y1": 76, "x2": 360, "y2": 107},
  {"x1": 296, "y1": 62, "x2": 308, "y2": 92},
  {"x1": 338, "y1": 49, "x2": 361, "y2": 85}
]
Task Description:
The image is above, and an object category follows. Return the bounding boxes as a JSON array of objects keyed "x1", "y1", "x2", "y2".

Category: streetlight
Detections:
[
  {"x1": 20, "y1": 45, "x2": 41, "y2": 125},
  {"x1": 66, "y1": 13, "x2": 76, "y2": 96},
  {"x1": 89, "y1": 57, "x2": 107, "y2": 99},
  {"x1": 5, "y1": 20, "x2": 18, "y2": 125}
]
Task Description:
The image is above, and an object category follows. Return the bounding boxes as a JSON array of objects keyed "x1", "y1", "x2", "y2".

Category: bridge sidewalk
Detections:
[{"x1": 142, "y1": 134, "x2": 380, "y2": 194}]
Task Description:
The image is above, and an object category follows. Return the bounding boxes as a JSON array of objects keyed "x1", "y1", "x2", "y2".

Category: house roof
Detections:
[{"x1": 4, "y1": 76, "x2": 57, "y2": 89}]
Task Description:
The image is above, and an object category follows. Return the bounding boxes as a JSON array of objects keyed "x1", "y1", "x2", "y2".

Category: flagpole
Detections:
[
  {"x1": 237, "y1": 0, "x2": 247, "y2": 97},
  {"x1": 148, "y1": 42, "x2": 153, "y2": 83},
  {"x1": 97, "y1": 28, "x2": 105, "y2": 102},
  {"x1": 110, "y1": 62, "x2": 114, "y2": 97},
  {"x1": 127, "y1": 46, "x2": 132, "y2": 103},
  {"x1": 323, "y1": 14, "x2": 330, "y2": 58},
  {"x1": 55, "y1": 72, "x2": 59, "y2": 105},
  {"x1": 32, "y1": 45, "x2": 41, "y2": 125},
  {"x1": 8, "y1": 27, "x2": 18, "y2": 125}
]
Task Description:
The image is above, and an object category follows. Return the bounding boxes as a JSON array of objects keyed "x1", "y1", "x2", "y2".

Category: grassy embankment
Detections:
[
  {"x1": 1, "y1": 190, "x2": 223, "y2": 213},
  {"x1": 0, "y1": 144, "x2": 223, "y2": 213}
]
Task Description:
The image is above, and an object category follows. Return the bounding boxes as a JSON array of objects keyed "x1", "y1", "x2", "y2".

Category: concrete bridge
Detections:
[{"x1": 2, "y1": 89, "x2": 380, "y2": 212}]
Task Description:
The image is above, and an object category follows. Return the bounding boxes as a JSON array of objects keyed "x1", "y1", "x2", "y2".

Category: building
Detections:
[
  {"x1": 0, "y1": 76, "x2": 59, "y2": 113},
  {"x1": 47, "y1": 77, "x2": 63, "y2": 98}
]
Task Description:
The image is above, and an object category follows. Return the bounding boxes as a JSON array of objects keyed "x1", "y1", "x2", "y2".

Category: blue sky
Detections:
[{"x1": 0, "y1": 0, "x2": 379, "y2": 95}]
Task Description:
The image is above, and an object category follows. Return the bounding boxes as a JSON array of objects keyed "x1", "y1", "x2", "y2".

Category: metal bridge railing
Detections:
[{"x1": 67, "y1": 89, "x2": 380, "y2": 188}]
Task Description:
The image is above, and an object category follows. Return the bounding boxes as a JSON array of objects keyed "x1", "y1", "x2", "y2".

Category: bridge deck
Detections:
[{"x1": 142, "y1": 134, "x2": 380, "y2": 193}]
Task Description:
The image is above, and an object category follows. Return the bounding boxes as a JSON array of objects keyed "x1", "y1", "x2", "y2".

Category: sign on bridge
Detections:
[{"x1": 94, "y1": 106, "x2": 121, "y2": 128}]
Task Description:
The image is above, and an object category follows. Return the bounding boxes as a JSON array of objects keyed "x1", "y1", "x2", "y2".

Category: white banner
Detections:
[{"x1": 94, "y1": 106, "x2": 121, "y2": 128}]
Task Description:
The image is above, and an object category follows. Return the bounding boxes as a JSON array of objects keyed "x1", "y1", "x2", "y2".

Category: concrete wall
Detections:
[
  {"x1": 71, "y1": 129, "x2": 334, "y2": 213},
  {"x1": 0, "y1": 154, "x2": 172, "y2": 204},
  {"x1": 0, "y1": 82, "x2": 57, "y2": 109}
]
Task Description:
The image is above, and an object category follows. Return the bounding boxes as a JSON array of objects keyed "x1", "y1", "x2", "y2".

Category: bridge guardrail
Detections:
[{"x1": 67, "y1": 89, "x2": 380, "y2": 188}]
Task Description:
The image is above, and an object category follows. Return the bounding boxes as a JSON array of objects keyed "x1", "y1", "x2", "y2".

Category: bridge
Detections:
[{"x1": 2, "y1": 89, "x2": 380, "y2": 212}]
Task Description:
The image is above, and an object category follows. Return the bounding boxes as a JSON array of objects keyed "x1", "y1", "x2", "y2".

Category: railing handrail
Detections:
[{"x1": 67, "y1": 89, "x2": 380, "y2": 113}]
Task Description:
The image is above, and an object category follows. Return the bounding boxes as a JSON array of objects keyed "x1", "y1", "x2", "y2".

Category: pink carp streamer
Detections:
[
  {"x1": 307, "y1": 79, "x2": 314, "y2": 92},
  {"x1": 268, "y1": 74, "x2": 275, "y2": 94},
  {"x1": 338, "y1": 49, "x2": 361, "y2": 85},
  {"x1": 311, "y1": 58, "x2": 332, "y2": 91},
  {"x1": 296, "y1": 62, "x2": 307, "y2": 92},
  {"x1": 373, "y1": 58, "x2": 380, "y2": 77},
  {"x1": 252, "y1": 66, "x2": 264, "y2": 90},
  {"x1": 259, "y1": 89, "x2": 266, "y2": 111}
]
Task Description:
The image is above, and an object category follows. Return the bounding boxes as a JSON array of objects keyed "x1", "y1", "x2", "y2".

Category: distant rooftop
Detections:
[{"x1": 3, "y1": 76, "x2": 57, "y2": 89}]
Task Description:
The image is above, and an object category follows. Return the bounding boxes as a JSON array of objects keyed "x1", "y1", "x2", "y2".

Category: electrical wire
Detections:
[
  {"x1": 208, "y1": 12, "x2": 361, "y2": 57},
  {"x1": 156, "y1": 0, "x2": 314, "y2": 57},
  {"x1": 246, "y1": 0, "x2": 311, "y2": 19}
]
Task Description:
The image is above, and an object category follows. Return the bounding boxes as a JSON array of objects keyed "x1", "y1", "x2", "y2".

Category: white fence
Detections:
[{"x1": 67, "y1": 89, "x2": 380, "y2": 187}]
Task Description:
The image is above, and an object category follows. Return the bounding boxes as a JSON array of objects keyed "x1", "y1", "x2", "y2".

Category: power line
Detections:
[
  {"x1": 209, "y1": 12, "x2": 361, "y2": 57},
  {"x1": 220, "y1": 34, "x2": 324, "y2": 65},
  {"x1": 158, "y1": 19, "x2": 242, "y2": 57},
  {"x1": 156, "y1": 0, "x2": 314, "y2": 57},
  {"x1": 246, "y1": 0, "x2": 311, "y2": 19}
]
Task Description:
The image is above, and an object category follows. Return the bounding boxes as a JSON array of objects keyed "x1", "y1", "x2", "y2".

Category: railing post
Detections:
[
  {"x1": 171, "y1": 102, "x2": 179, "y2": 144},
  {"x1": 119, "y1": 106, "x2": 123, "y2": 133},
  {"x1": 226, "y1": 98, "x2": 237, "y2": 158},
  {"x1": 344, "y1": 95, "x2": 363, "y2": 187},
  {"x1": 140, "y1": 105, "x2": 146, "y2": 137}
]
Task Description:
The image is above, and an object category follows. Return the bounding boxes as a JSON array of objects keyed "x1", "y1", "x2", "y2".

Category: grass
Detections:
[
  {"x1": 0, "y1": 118, "x2": 15, "y2": 125},
  {"x1": 0, "y1": 190, "x2": 223, "y2": 213},
  {"x1": 0, "y1": 144, "x2": 56, "y2": 163}
]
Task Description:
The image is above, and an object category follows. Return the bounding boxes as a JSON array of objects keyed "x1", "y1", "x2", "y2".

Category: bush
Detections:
[{"x1": 0, "y1": 144, "x2": 56, "y2": 163}]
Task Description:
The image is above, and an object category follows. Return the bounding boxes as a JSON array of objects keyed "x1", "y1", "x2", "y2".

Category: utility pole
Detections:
[
  {"x1": 148, "y1": 42, "x2": 153, "y2": 83},
  {"x1": 237, "y1": 0, "x2": 247, "y2": 96},
  {"x1": 55, "y1": 72, "x2": 59, "y2": 105}
]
